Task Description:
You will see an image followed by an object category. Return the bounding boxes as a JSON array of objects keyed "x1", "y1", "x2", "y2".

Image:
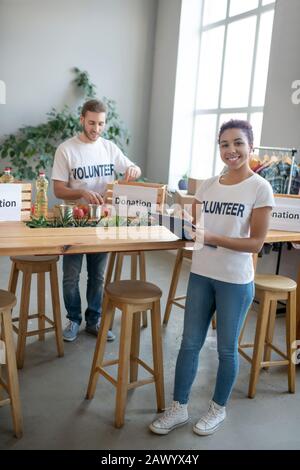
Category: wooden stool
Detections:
[
  {"x1": 239, "y1": 274, "x2": 297, "y2": 398},
  {"x1": 163, "y1": 248, "x2": 217, "y2": 329},
  {"x1": 105, "y1": 252, "x2": 148, "y2": 328},
  {"x1": 86, "y1": 280, "x2": 164, "y2": 428},
  {"x1": 0, "y1": 290, "x2": 23, "y2": 438},
  {"x1": 8, "y1": 256, "x2": 64, "y2": 369}
]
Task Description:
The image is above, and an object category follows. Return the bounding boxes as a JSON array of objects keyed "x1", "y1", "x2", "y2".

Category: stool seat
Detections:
[
  {"x1": 0, "y1": 289, "x2": 17, "y2": 310},
  {"x1": 87, "y1": 280, "x2": 165, "y2": 428},
  {"x1": 255, "y1": 274, "x2": 297, "y2": 292},
  {"x1": 106, "y1": 280, "x2": 162, "y2": 304},
  {"x1": 105, "y1": 251, "x2": 149, "y2": 328},
  {"x1": 239, "y1": 273, "x2": 296, "y2": 398},
  {"x1": 10, "y1": 255, "x2": 59, "y2": 263},
  {"x1": 8, "y1": 255, "x2": 64, "y2": 368}
]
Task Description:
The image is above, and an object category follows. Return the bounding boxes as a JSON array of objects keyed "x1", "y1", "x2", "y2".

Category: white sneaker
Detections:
[
  {"x1": 149, "y1": 401, "x2": 189, "y2": 435},
  {"x1": 193, "y1": 400, "x2": 226, "y2": 436}
]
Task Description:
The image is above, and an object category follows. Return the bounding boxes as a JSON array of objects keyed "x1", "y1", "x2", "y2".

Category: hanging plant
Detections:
[{"x1": 0, "y1": 67, "x2": 130, "y2": 179}]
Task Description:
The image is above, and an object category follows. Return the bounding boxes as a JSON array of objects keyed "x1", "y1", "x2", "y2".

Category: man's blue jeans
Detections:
[
  {"x1": 174, "y1": 272, "x2": 254, "y2": 406},
  {"x1": 62, "y1": 253, "x2": 108, "y2": 327}
]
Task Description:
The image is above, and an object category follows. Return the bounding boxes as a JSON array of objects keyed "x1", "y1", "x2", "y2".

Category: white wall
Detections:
[
  {"x1": 259, "y1": 0, "x2": 300, "y2": 280},
  {"x1": 146, "y1": 0, "x2": 182, "y2": 183},
  {"x1": 261, "y1": 0, "x2": 300, "y2": 150},
  {"x1": 0, "y1": 0, "x2": 158, "y2": 171}
]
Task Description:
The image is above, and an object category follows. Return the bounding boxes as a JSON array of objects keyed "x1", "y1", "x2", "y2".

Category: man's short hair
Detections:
[{"x1": 81, "y1": 99, "x2": 106, "y2": 116}]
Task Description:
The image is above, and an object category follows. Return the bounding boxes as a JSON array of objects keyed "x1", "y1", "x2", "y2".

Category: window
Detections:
[{"x1": 190, "y1": 0, "x2": 275, "y2": 179}]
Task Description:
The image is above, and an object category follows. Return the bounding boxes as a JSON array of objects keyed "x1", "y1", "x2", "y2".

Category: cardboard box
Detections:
[
  {"x1": 174, "y1": 189, "x2": 194, "y2": 208},
  {"x1": 269, "y1": 194, "x2": 300, "y2": 232},
  {"x1": 187, "y1": 177, "x2": 205, "y2": 195}
]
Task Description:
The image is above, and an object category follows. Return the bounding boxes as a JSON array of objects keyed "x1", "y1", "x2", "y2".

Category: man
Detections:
[{"x1": 52, "y1": 99, "x2": 141, "y2": 342}]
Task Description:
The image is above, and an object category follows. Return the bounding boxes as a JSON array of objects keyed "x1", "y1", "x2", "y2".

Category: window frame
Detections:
[{"x1": 190, "y1": 0, "x2": 276, "y2": 177}]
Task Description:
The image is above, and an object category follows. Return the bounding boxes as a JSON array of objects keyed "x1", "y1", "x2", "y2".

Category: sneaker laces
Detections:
[
  {"x1": 156, "y1": 402, "x2": 184, "y2": 426},
  {"x1": 201, "y1": 401, "x2": 222, "y2": 426},
  {"x1": 66, "y1": 321, "x2": 76, "y2": 332}
]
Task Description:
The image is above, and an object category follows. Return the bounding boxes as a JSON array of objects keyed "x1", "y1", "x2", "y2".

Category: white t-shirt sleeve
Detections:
[
  {"x1": 254, "y1": 179, "x2": 275, "y2": 209},
  {"x1": 111, "y1": 142, "x2": 136, "y2": 174},
  {"x1": 51, "y1": 145, "x2": 69, "y2": 182}
]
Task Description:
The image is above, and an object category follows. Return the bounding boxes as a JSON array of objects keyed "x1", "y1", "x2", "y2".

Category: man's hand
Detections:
[
  {"x1": 124, "y1": 165, "x2": 141, "y2": 181},
  {"x1": 81, "y1": 190, "x2": 104, "y2": 205}
]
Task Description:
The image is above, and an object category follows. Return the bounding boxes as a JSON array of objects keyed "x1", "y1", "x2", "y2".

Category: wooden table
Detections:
[
  {"x1": 0, "y1": 223, "x2": 299, "y2": 337},
  {"x1": 0, "y1": 222, "x2": 186, "y2": 255}
]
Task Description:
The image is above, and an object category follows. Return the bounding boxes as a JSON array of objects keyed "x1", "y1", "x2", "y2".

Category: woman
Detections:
[{"x1": 150, "y1": 119, "x2": 275, "y2": 436}]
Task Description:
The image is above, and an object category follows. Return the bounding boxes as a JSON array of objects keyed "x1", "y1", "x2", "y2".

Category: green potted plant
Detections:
[
  {"x1": 0, "y1": 68, "x2": 130, "y2": 180},
  {"x1": 178, "y1": 172, "x2": 188, "y2": 190}
]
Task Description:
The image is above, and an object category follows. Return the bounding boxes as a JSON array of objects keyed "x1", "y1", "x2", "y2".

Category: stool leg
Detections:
[
  {"x1": 163, "y1": 249, "x2": 184, "y2": 326},
  {"x1": 16, "y1": 271, "x2": 31, "y2": 369},
  {"x1": 86, "y1": 296, "x2": 114, "y2": 399},
  {"x1": 115, "y1": 306, "x2": 133, "y2": 428},
  {"x1": 104, "y1": 252, "x2": 116, "y2": 288},
  {"x1": 248, "y1": 292, "x2": 271, "y2": 398},
  {"x1": 114, "y1": 253, "x2": 124, "y2": 281},
  {"x1": 263, "y1": 300, "x2": 277, "y2": 370},
  {"x1": 151, "y1": 300, "x2": 165, "y2": 411},
  {"x1": 8, "y1": 262, "x2": 19, "y2": 294},
  {"x1": 37, "y1": 273, "x2": 46, "y2": 341},
  {"x1": 130, "y1": 311, "x2": 141, "y2": 383},
  {"x1": 109, "y1": 254, "x2": 124, "y2": 330},
  {"x1": 286, "y1": 290, "x2": 296, "y2": 393},
  {"x1": 139, "y1": 252, "x2": 148, "y2": 328},
  {"x1": 2, "y1": 310, "x2": 23, "y2": 438},
  {"x1": 49, "y1": 263, "x2": 64, "y2": 358}
]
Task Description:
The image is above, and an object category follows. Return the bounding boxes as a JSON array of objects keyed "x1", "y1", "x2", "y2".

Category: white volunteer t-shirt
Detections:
[
  {"x1": 51, "y1": 135, "x2": 134, "y2": 197},
  {"x1": 191, "y1": 173, "x2": 275, "y2": 284}
]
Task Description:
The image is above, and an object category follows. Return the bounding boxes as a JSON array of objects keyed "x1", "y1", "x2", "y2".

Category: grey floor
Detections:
[{"x1": 0, "y1": 251, "x2": 299, "y2": 450}]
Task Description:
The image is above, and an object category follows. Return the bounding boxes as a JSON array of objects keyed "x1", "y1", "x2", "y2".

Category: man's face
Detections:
[{"x1": 80, "y1": 111, "x2": 106, "y2": 142}]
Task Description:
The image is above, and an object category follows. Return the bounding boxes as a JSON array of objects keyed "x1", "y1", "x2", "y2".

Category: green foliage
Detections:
[
  {"x1": 26, "y1": 214, "x2": 100, "y2": 228},
  {"x1": 26, "y1": 213, "x2": 155, "y2": 229},
  {"x1": 0, "y1": 68, "x2": 130, "y2": 179}
]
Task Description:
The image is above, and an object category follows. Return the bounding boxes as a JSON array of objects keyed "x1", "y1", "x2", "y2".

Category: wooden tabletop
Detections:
[
  {"x1": 0, "y1": 222, "x2": 186, "y2": 255},
  {"x1": 265, "y1": 230, "x2": 300, "y2": 244},
  {"x1": 0, "y1": 222, "x2": 299, "y2": 256}
]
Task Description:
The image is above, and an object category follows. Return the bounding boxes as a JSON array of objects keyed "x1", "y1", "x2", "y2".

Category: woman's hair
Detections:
[{"x1": 218, "y1": 119, "x2": 254, "y2": 147}]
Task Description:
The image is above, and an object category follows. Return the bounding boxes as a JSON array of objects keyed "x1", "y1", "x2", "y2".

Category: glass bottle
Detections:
[
  {"x1": 35, "y1": 171, "x2": 48, "y2": 218},
  {"x1": 0, "y1": 167, "x2": 14, "y2": 183}
]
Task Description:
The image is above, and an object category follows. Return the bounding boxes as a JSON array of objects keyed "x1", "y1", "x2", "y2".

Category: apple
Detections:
[
  {"x1": 78, "y1": 204, "x2": 89, "y2": 216},
  {"x1": 73, "y1": 207, "x2": 85, "y2": 219},
  {"x1": 101, "y1": 206, "x2": 111, "y2": 218}
]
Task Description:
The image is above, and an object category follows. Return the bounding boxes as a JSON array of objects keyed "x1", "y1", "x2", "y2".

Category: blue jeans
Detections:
[
  {"x1": 174, "y1": 273, "x2": 254, "y2": 407},
  {"x1": 62, "y1": 253, "x2": 108, "y2": 327}
]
